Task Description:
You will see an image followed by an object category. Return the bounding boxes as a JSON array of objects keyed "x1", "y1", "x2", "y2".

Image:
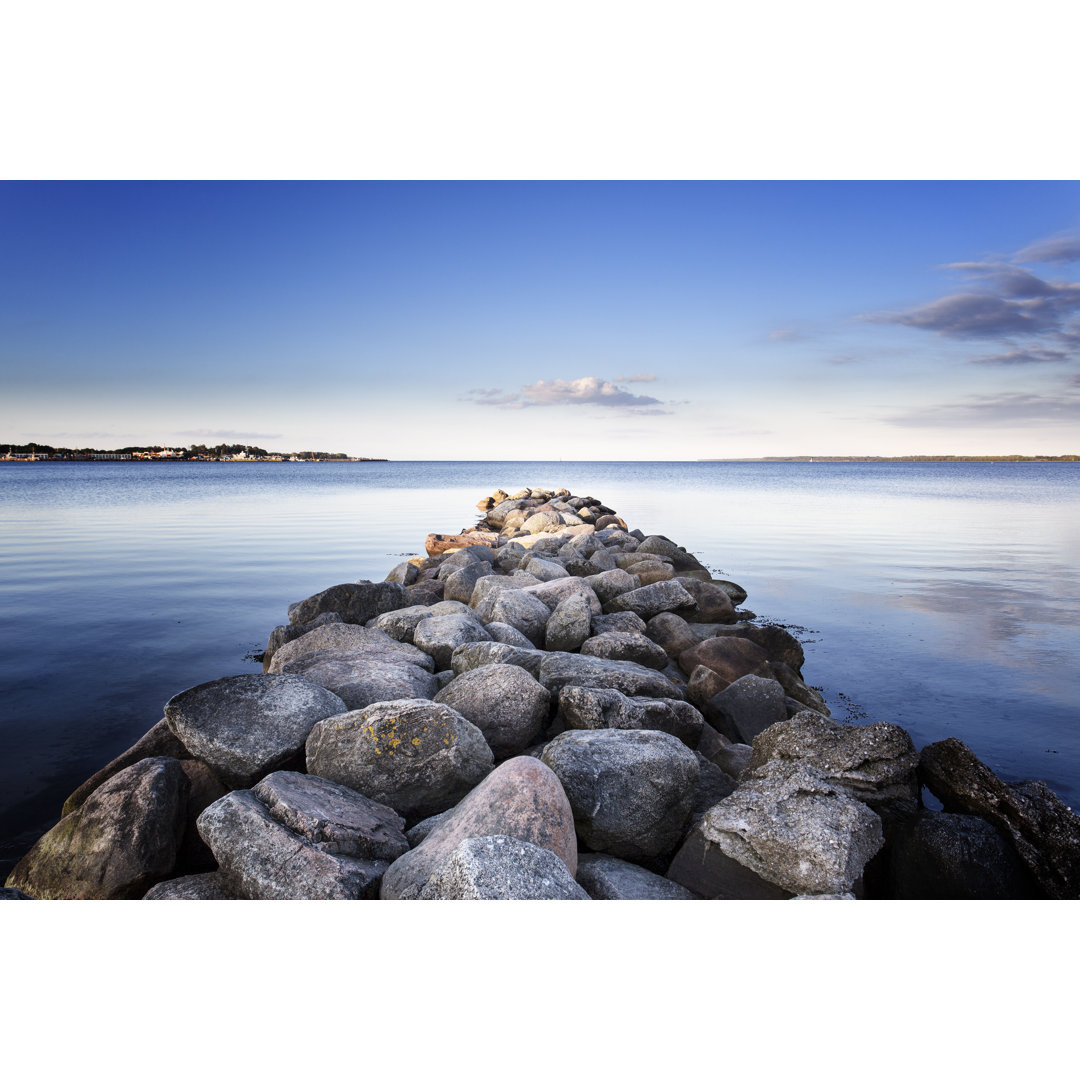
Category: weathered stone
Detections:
[
  {"x1": 381, "y1": 756, "x2": 577, "y2": 899},
  {"x1": 176, "y1": 759, "x2": 230, "y2": 873},
  {"x1": 62, "y1": 717, "x2": 191, "y2": 817},
  {"x1": 521, "y1": 577, "x2": 603, "y2": 615},
  {"x1": 485, "y1": 621, "x2": 536, "y2": 649},
  {"x1": 669, "y1": 761, "x2": 884, "y2": 897},
  {"x1": 541, "y1": 729, "x2": 699, "y2": 858},
  {"x1": 434, "y1": 664, "x2": 552, "y2": 759},
  {"x1": 306, "y1": 698, "x2": 493, "y2": 822},
  {"x1": 677, "y1": 635, "x2": 772, "y2": 682},
  {"x1": 919, "y1": 738, "x2": 1080, "y2": 899},
  {"x1": 450, "y1": 640, "x2": 544, "y2": 679},
  {"x1": 748, "y1": 711, "x2": 919, "y2": 818},
  {"x1": 143, "y1": 872, "x2": 238, "y2": 899},
  {"x1": 252, "y1": 771, "x2": 409, "y2": 862},
  {"x1": 405, "y1": 578, "x2": 445, "y2": 605},
  {"x1": 384, "y1": 560, "x2": 420, "y2": 586},
  {"x1": 712, "y1": 742, "x2": 753, "y2": 781},
  {"x1": 544, "y1": 592, "x2": 593, "y2": 652},
  {"x1": 769, "y1": 661, "x2": 830, "y2": 715},
  {"x1": 279, "y1": 650, "x2": 439, "y2": 711},
  {"x1": 665, "y1": 822, "x2": 795, "y2": 900},
  {"x1": 645, "y1": 612, "x2": 700, "y2": 660},
  {"x1": 412, "y1": 612, "x2": 492, "y2": 670},
  {"x1": 889, "y1": 811, "x2": 1043, "y2": 899},
  {"x1": 676, "y1": 578, "x2": 737, "y2": 624},
  {"x1": 473, "y1": 587, "x2": 552, "y2": 647},
  {"x1": 575, "y1": 853, "x2": 698, "y2": 900},
  {"x1": 558, "y1": 686, "x2": 703, "y2": 748},
  {"x1": 519, "y1": 555, "x2": 570, "y2": 582},
  {"x1": 366, "y1": 600, "x2": 471, "y2": 644},
  {"x1": 267, "y1": 622, "x2": 435, "y2": 674},
  {"x1": 711, "y1": 579, "x2": 748, "y2": 605},
  {"x1": 588, "y1": 547, "x2": 618, "y2": 572},
  {"x1": 608, "y1": 579, "x2": 696, "y2": 620},
  {"x1": 288, "y1": 580, "x2": 411, "y2": 626},
  {"x1": 6, "y1": 758, "x2": 189, "y2": 900},
  {"x1": 522, "y1": 510, "x2": 563, "y2": 534},
  {"x1": 417, "y1": 835, "x2": 589, "y2": 900},
  {"x1": 687, "y1": 664, "x2": 729, "y2": 713},
  {"x1": 405, "y1": 807, "x2": 455, "y2": 848},
  {"x1": 262, "y1": 611, "x2": 343, "y2": 671},
  {"x1": 443, "y1": 561, "x2": 495, "y2": 604},
  {"x1": 425, "y1": 532, "x2": 498, "y2": 556},
  {"x1": 631, "y1": 561, "x2": 675, "y2": 586},
  {"x1": 470, "y1": 574, "x2": 543, "y2": 607},
  {"x1": 591, "y1": 610, "x2": 648, "y2": 636},
  {"x1": 708, "y1": 674, "x2": 788, "y2": 744},
  {"x1": 196, "y1": 790, "x2": 389, "y2": 899},
  {"x1": 580, "y1": 631, "x2": 669, "y2": 670},
  {"x1": 739, "y1": 623, "x2": 805, "y2": 673},
  {"x1": 164, "y1": 674, "x2": 348, "y2": 788},
  {"x1": 539, "y1": 652, "x2": 686, "y2": 701},
  {"x1": 635, "y1": 535, "x2": 708, "y2": 573},
  {"x1": 689, "y1": 752, "x2": 738, "y2": 823}
]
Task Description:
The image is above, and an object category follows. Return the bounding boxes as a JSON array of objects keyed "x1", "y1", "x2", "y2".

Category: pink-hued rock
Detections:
[
  {"x1": 380, "y1": 756, "x2": 577, "y2": 899},
  {"x1": 677, "y1": 634, "x2": 772, "y2": 682}
]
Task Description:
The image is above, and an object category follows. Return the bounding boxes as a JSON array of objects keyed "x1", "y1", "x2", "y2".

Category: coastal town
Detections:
[{"x1": 2, "y1": 443, "x2": 385, "y2": 462}]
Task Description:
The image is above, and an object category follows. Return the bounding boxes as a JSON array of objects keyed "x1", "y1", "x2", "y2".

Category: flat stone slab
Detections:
[
  {"x1": 164, "y1": 673, "x2": 348, "y2": 787},
  {"x1": 278, "y1": 651, "x2": 439, "y2": 712},
  {"x1": 539, "y1": 652, "x2": 686, "y2": 701},
  {"x1": 266, "y1": 623, "x2": 435, "y2": 673},
  {"x1": 288, "y1": 581, "x2": 411, "y2": 626}
]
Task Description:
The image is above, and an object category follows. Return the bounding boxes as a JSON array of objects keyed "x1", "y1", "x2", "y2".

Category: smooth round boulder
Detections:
[
  {"x1": 541, "y1": 729, "x2": 700, "y2": 858},
  {"x1": 279, "y1": 650, "x2": 439, "y2": 713},
  {"x1": 412, "y1": 612, "x2": 492, "y2": 670},
  {"x1": 580, "y1": 631, "x2": 669, "y2": 670},
  {"x1": 434, "y1": 663, "x2": 552, "y2": 759},
  {"x1": 266, "y1": 622, "x2": 435, "y2": 674},
  {"x1": 677, "y1": 635, "x2": 772, "y2": 682},
  {"x1": 607, "y1": 580, "x2": 696, "y2": 620},
  {"x1": 305, "y1": 698, "x2": 494, "y2": 822}
]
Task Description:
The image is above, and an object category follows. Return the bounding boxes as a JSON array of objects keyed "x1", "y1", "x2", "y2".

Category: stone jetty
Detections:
[{"x1": 6, "y1": 487, "x2": 1079, "y2": 900}]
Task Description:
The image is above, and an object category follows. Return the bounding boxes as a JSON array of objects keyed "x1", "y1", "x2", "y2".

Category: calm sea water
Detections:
[{"x1": 2, "y1": 459, "x2": 1078, "y2": 876}]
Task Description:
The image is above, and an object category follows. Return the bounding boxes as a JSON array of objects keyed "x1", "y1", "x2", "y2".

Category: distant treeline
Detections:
[
  {"x1": 3, "y1": 443, "x2": 361, "y2": 460},
  {"x1": 703, "y1": 455, "x2": 1080, "y2": 463}
]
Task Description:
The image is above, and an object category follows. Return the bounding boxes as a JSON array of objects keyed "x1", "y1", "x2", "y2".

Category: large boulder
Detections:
[
  {"x1": 645, "y1": 612, "x2": 700, "y2": 660},
  {"x1": 288, "y1": 581, "x2": 411, "y2": 626},
  {"x1": 676, "y1": 579, "x2": 737, "y2": 623},
  {"x1": 919, "y1": 738, "x2": 1080, "y2": 899},
  {"x1": 412, "y1": 613, "x2": 493, "y2": 670},
  {"x1": 266, "y1": 622, "x2": 435, "y2": 673},
  {"x1": 442, "y1": 561, "x2": 496, "y2": 604},
  {"x1": 278, "y1": 650, "x2": 439, "y2": 712},
  {"x1": 576, "y1": 853, "x2": 698, "y2": 900},
  {"x1": 539, "y1": 652, "x2": 686, "y2": 701},
  {"x1": 588, "y1": 569, "x2": 641, "y2": 606},
  {"x1": 261, "y1": 611, "x2": 343, "y2": 671},
  {"x1": 558, "y1": 686, "x2": 703, "y2": 748},
  {"x1": 580, "y1": 631, "x2": 669, "y2": 670},
  {"x1": 666, "y1": 760, "x2": 884, "y2": 898},
  {"x1": 196, "y1": 787, "x2": 393, "y2": 900},
  {"x1": 164, "y1": 673, "x2": 347, "y2": 788},
  {"x1": 544, "y1": 592, "x2": 593, "y2": 652},
  {"x1": 417, "y1": 835, "x2": 589, "y2": 900},
  {"x1": 889, "y1": 811, "x2": 1043, "y2": 900},
  {"x1": 591, "y1": 611, "x2": 648, "y2": 636},
  {"x1": 434, "y1": 663, "x2": 552, "y2": 759},
  {"x1": 305, "y1": 699, "x2": 494, "y2": 823},
  {"x1": 677, "y1": 635, "x2": 772, "y2": 683},
  {"x1": 6, "y1": 758, "x2": 189, "y2": 900},
  {"x1": 367, "y1": 601, "x2": 471, "y2": 644},
  {"x1": 748, "y1": 711, "x2": 919, "y2": 818},
  {"x1": 635, "y1": 535, "x2": 709, "y2": 573},
  {"x1": 607, "y1": 580, "x2": 696, "y2": 620},
  {"x1": 541, "y1": 729, "x2": 699, "y2": 859},
  {"x1": 143, "y1": 872, "x2": 237, "y2": 899},
  {"x1": 450, "y1": 640, "x2": 544, "y2": 680},
  {"x1": 707, "y1": 674, "x2": 788, "y2": 744},
  {"x1": 381, "y1": 756, "x2": 578, "y2": 899},
  {"x1": 473, "y1": 588, "x2": 552, "y2": 647}
]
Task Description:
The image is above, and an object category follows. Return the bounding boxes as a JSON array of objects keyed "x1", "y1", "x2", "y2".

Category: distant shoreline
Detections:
[
  {"x1": 1, "y1": 457, "x2": 389, "y2": 464},
  {"x1": 697, "y1": 455, "x2": 1079, "y2": 463}
]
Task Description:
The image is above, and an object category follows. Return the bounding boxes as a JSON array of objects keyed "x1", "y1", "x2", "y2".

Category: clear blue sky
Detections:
[{"x1": 3, "y1": 180, "x2": 1079, "y2": 458}]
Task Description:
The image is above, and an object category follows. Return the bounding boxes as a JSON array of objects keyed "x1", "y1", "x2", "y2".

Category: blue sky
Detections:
[{"x1": 2, "y1": 180, "x2": 1079, "y2": 458}]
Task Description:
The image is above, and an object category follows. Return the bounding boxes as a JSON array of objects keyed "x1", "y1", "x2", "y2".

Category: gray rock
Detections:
[
  {"x1": 280, "y1": 649, "x2": 438, "y2": 712},
  {"x1": 539, "y1": 652, "x2": 686, "y2": 701},
  {"x1": 635, "y1": 535, "x2": 709, "y2": 573},
  {"x1": 197, "y1": 789, "x2": 389, "y2": 899},
  {"x1": 588, "y1": 568, "x2": 642, "y2": 606},
  {"x1": 710, "y1": 579, "x2": 748, "y2": 605},
  {"x1": 708, "y1": 674, "x2": 788, "y2": 744},
  {"x1": 677, "y1": 635, "x2": 772, "y2": 682},
  {"x1": 645, "y1": 612, "x2": 700, "y2": 660},
  {"x1": 607, "y1": 579, "x2": 696, "y2": 620},
  {"x1": 381, "y1": 756, "x2": 578, "y2": 899},
  {"x1": 406, "y1": 808, "x2": 455, "y2": 847},
  {"x1": 470, "y1": 574, "x2": 542, "y2": 607},
  {"x1": 588, "y1": 547, "x2": 618, "y2": 572},
  {"x1": 558, "y1": 686, "x2": 703, "y2": 748},
  {"x1": 305, "y1": 698, "x2": 494, "y2": 822},
  {"x1": 417, "y1": 835, "x2": 590, "y2": 900},
  {"x1": 520, "y1": 555, "x2": 570, "y2": 582},
  {"x1": 266, "y1": 622, "x2": 436, "y2": 673},
  {"x1": 748, "y1": 711, "x2": 919, "y2": 818},
  {"x1": 443, "y1": 561, "x2": 495, "y2": 604},
  {"x1": 889, "y1": 811, "x2": 1043, "y2": 899},
  {"x1": 676, "y1": 578, "x2": 737, "y2": 624},
  {"x1": 522, "y1": 510, "x2": 563, "y2": 534},
  {"x1": 143, "y1": 872, "x2": 238, "y2": 900},
  {"x1": 450, "y1": 640, "x2": 544, "y2": 679},
  {"x1": 712, "y1": 742, "x2": 753, "y2": 781},
  {"x1": 769, "y1": 661, "x2": 830, "y2": 715},
  {"x1": 366, "y1": 601, "x2": 471, "y2": 644},
  {"x1": 6, "y1": 758, "x2": 189, "y2": 900},
  {"x1": 473, "y1": 587, "x2": 552, "y2": 647},
  {"x1": 591, "y1": 611, "x2": 648, "y2": 636},
  {"x1": 262, "y1": 611, "x2": 343, "y2": 671},
  {"x1": 689, "y1": 752, "x2": 738, "y2": 823},
  {"x1": 384, "y1": 560, "x2": 420, "y2": 586},
  {"x1": 485, "y1": 621, "x2": 536, "y2": 649},
  {"x1": 288, "y1": 580, "x2": 411, "y2": 626},
  {"x1": 919, "y1": 738, "x2": 1080, "y2": 899},
  {"x1": 544, "y1": 592, "x2": 593, "y2": 652},
  {"x1": 521, "y1": 577, "x2": 603, "y2": 616},
  {"x1": 434, "y1": 663, "x2": 552, "y2": 759},
  {"x1": 252, "y1": 771, "x2": 410, "y2": 862},
  {"x1": 576, "y1": 853, "x2": 698, "y2": 900},
  {"x1": 412, "y1": 612, "x2": 493, "y2": 670},
  {"x1": 580, "y1": 631, "x2": 669, "y2": 670},
  {"x1": 62, "y1": 716, "x2": 191, "y2": 817},
  {"x1": 164, "y1": 674, "x2": 348, "y2": 788},
  {"x1": 668, "y1": 760, "x2": 884, "y2": 897},
  {"x1": 541, "y1": 729, "x2": 699, "y2": 858}
]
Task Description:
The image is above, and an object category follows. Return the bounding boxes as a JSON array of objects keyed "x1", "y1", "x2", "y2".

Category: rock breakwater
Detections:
[{"x1": 6, "y1": 486, "x2": 1079, "y2": 900}]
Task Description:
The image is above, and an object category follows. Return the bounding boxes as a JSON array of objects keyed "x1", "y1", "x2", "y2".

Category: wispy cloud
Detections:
[
  {"x1": 464, "y1": 375, "x2": 672, "y2": 414},
  {"x1": 969, "y1": 348, "x2": 1072, "y2": 366},
  {"x1": 1012, "y1": 232, "x2": 1080, "y2": 265},
  {"x1": 887, "y1": 390, "x2": 1080, "y2": 428}
]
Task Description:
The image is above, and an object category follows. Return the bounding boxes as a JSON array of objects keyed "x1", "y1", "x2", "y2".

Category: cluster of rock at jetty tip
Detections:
[{"x1": 5, "y1": 486, "x2": 1078, "y2": 901}]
